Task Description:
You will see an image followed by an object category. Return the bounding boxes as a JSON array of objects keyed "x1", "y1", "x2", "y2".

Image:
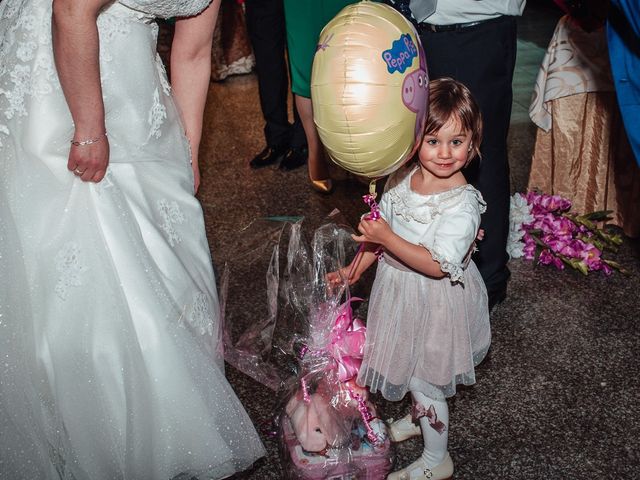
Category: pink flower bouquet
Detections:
[{"x1": 508, "y1": 191, "x2": 625, "y2": 275}]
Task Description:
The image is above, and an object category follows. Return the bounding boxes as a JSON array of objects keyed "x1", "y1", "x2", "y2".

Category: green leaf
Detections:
[
  {"x1": 583, "y1": 210, "x2": 613, "y2": 222},
  {"x1": 603, "y1": 259, "x2": 630, "y2": 276}
]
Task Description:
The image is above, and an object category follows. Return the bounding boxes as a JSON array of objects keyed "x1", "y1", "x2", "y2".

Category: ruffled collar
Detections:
[{"x1": 386, "y1": 166, "x2": 486, "y2": 224}]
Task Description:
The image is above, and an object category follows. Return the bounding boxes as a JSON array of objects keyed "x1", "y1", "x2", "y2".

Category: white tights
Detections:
[{"x1": 410, "y1": 390, "x2": 449, "y2": 468}]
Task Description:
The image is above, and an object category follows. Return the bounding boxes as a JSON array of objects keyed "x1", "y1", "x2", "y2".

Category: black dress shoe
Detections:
[
  {"x1": 488, "y1": 285, "x2": 507, "y2": 312},
  {"x1": 279, "y1": 146, "x2": 308, "y2": 171},
  {"x1": 249, "y1": 145, "x2": 288, "y2": 169}
]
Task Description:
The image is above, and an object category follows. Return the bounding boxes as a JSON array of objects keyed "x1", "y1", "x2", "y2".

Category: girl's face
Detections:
[{"x1": 418, "y1": 116, "x2": 472, "y2": 180}]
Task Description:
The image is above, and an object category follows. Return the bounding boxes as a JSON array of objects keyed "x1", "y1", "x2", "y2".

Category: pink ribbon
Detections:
[
  {"x1": 329, "y1": 298, "x2": 366, "y2": 383},
  {"x1": 363, "y1": 193, "x2": 381, "y2": 221},
  {"x1": 361, "y1": 194, "x2": 384, "y2": 260}
]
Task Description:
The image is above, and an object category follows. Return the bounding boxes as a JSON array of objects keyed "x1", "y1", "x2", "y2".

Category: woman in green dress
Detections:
[{"x1": 283, "y1": 0, "x2": 357, "y2": 193}]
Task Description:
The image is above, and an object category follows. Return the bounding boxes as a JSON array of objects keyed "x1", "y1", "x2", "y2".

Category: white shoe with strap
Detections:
[
  {"x1": 387, "y1": 413, "x2": 422, "y2": 443},
  {"x1": 387, "y1": 453, "x2": 454, "y2": 480}
]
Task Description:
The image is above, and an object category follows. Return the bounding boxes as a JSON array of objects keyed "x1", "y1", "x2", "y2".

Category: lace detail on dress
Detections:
[
  {"x1": 185, "y1": 292, "x2": 214, "y2": 335},
  {"x1": 117, "y1": 0, "x2": 212, "y2": 19},
  {"x1": 148, "y1": 88, "x2": 167, "y2": 139},
  {"x1": 157, "y1": 199, "x2": 185, "y2": 247},
  {"x1": 155, "y1": 56, "x2": 172, "y2": 96},
  {"x1": 420, "y1": 243, "x2": 465, "y2": 283},
  {"x1": 0, "y1": 2, "x2": 58, "y2": 136},
  {"x1": 387, "y1": 170, "x2": 486, "y2": 224},
  {"x1": 97, "y1": 12, "x2": 133, "y2": 65},
  {"x1": 54, "y1": 243, "x2": 88, "y2": 300},
  {"x1": 0, "y1": 124, "x2": 8, "y2": 146},
  {"x1": 0, "y1": 0, "x2": 60, "y2": 146}
]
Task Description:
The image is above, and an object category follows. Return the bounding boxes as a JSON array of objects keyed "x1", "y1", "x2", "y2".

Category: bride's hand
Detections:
[{"x1": 67, "y1": 134, "x2": 110, "y2": 183}]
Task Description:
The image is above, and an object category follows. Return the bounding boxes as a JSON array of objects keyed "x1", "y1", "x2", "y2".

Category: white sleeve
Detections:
[{"x1": 419, "y1": 202, "x2": 481, "y2": 283}]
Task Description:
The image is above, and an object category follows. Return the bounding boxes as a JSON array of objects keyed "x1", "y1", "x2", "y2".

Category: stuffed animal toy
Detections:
[{"x1": 285, "y1": 386, "x2": 351, "y2": 452}]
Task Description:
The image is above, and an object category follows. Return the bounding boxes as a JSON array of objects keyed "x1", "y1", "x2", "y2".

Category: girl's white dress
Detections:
[
  {"x1": 357, "y1": 165, "x2": 491, "y2": 401},
  {"x1": 0, "y1": 1, "x2": 265, "y2": 478}
]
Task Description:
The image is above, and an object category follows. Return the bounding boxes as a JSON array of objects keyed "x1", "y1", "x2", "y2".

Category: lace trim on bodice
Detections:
[{"x1": 386, "y1": 168, "x2": 486, "y2": 224}]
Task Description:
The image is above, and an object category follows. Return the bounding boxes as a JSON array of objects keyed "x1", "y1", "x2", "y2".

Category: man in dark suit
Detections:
[
  {"x1": 245, "y1": 0, "x2": 308, "y2": 170},
  {"x1": 389, "y1": 0, "x2": 526, "y2": 311}
]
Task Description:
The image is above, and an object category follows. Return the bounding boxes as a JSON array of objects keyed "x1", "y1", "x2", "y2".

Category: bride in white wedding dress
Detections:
[{"x1": 0, "y1": 0, "x2": 265, "y2": 478}]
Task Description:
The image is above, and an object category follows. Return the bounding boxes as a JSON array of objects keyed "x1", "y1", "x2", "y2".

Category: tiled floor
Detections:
[{"x1": 196, "y1": 2, "x2": 640, "y2": 479}]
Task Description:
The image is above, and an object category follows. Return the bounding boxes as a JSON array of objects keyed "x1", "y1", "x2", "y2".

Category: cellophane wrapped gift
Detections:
[{"x1": 220, "y1": 213, "x2": 393, "y2": 479}]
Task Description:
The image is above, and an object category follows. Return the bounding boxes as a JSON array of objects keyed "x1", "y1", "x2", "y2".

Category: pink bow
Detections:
[
  {"x1": 329, "y1": 298, "x2": 366, "y2": 382},
  {"x1": 363, "y1": 194, "x2": 381, "y2": 221},
  {"x1": 412, "y1": 402, "x2": 447, "y2": 435}
]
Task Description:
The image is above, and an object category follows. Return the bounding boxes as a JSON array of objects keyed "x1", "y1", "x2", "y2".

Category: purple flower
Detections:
[
  {"x1": 542, "y1": 234, "x2": 567, "y2": 254},
  {"x1": 538, "y1": 249, "x2": 554, "y2": 266},
  {"x1": 511, "y1": 191, "x2": 621, "y2": 276},
  {"x1": 580, "y1": 243, "x2": 603, "y2": 271}
]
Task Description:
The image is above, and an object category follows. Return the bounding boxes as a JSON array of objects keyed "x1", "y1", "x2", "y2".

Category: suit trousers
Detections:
[
  {"x1": 418, "y1": 15, "x2": 517, "y2": 293},
  {"x1": 245, "y1": 0, "x2": 306, "y2": 149}
]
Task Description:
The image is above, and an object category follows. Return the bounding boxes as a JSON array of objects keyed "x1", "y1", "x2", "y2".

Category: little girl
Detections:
[{"x1": 329, "y1": 77, "x2": 491, "y2": 480}]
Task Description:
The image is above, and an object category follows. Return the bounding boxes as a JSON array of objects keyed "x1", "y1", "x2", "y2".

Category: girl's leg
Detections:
[
  {"x1": 294, "y1": 94, "x2": 332, "y2": 185},
  {"x1": 412, "y1": 390, "x2": 449, "y2": 468},
  {"x1": 388, "y1": 390, "x2": 453, "y2": 480}
]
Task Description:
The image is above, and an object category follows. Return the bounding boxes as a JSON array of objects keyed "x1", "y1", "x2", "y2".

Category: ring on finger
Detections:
[{"x1": 74, "y1": 168, "x2": 85, "y2": 175}]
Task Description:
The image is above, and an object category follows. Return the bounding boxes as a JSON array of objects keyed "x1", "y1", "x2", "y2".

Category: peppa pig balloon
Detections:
[{"x1": 311, "y1": 1, "x2": 428, "y2": 178}]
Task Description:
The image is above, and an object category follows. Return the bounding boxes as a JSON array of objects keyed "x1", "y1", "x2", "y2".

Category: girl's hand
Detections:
[
  {"x1": 68, "y1": 136, "x2": 109, "y2": 182},
  {"x1": 352, "y1": 217, "x2": 393, "y2": 246},
  {"x1": 326, "y1": 266, "x2": 359, "y2": 289}
]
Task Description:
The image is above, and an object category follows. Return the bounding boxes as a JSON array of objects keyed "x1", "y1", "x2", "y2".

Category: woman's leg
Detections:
[{"x1": 294, "y1": 94, "x2": 331, "y2": 183}]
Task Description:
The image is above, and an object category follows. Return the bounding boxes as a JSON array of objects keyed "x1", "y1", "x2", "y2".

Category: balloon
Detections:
[{"x1": 311, "y1": 1, "x2": 428, "y2": 178}]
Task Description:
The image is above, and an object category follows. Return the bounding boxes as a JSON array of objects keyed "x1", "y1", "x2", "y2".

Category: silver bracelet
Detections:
[{"x1": 70, "y1": 132, "x2": 108, "y2": 147}]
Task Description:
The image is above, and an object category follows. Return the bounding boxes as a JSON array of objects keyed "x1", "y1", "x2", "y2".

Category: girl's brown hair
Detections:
[{"x1": 424, "y1": 77, "x2": 483, "y2": 162}]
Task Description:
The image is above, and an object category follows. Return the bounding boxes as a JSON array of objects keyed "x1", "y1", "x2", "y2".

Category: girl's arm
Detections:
[
  {"x1": 381, "y1": 232, "x2": 445, "y2": 278},
  {"x1": 352, "y1": 218, "x2": 446, "y2": 278},
  {"x1": 171, "y1": 0, "x2": 221, "y2": 193},
  {"x1": 52, "y1": 0, "x2": 112, "y2": 183},
  {"x1": 327, "y1": 243, "x2": 379, "y2": 287}
]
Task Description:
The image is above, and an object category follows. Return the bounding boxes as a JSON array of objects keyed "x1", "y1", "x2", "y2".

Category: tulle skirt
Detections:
[{"x1": 357, "y1": 255, "x2": 491, "y2": 401}]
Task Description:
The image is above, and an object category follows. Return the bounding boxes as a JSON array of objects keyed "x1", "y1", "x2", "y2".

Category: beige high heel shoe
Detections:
[
  {"x1": 309, "y1": 177, "x2": 333, "y2": 194},
  {"x1": 387, "y1": 453, "x2": 454, "y2": 480}
]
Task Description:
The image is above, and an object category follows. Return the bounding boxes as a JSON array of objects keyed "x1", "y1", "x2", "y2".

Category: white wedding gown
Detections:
[{"x1": 0, "y1": 1, "x2": 265, "y2": 479}]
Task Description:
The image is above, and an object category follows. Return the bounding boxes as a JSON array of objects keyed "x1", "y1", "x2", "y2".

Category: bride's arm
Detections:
[
  {"x1": 52, "y1": 0, "x2": 112, "y2": 183},
  {"x1": 171, "y1": 0, "x2": 221, "y2": 193}
]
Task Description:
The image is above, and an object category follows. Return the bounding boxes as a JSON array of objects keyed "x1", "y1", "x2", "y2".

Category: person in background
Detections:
[
  {"x1": 528, "y1": 0, "x2": 640, "y2": 238},
  {"x1": 388, "y1": 0, "x2": 526, "y2": 311},
  {"x1": 245, "y1": 0, "x2": 308, "y2": 170},
  {"x1": 607, "y1": 0, "x2": 640, "y2": 165},
  {"x1": 283, "y1": 0, "x2": 359, "y2": 194}
]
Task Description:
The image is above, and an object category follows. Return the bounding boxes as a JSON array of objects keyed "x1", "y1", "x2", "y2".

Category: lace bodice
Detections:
[
  {"x1": 379, "y1": 165, "x2": 486, "y2": 282},
  {"x1": 117, "y1": 0, "x2": 213, "y2": 19}
]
